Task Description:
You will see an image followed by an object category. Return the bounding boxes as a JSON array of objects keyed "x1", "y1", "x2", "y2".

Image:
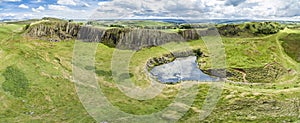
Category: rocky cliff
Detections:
[
  {"x1": 77, "y1": 26, "x2": 222, "y2": 50},
  {"x1": 77, "y1": 26, "x2": 187, "y2": 50},
  {"x1": 25, "y1": 21, "x2": 282, "y2": 47},
  {"x1": 25, "y1": 21, "x2": 81, "y2": 42},
  {"x1": 25, "y1": 22, "x2": 218, "y2": 50},
  {"x1": 178, "y1": 29, "x2": 218, "y2": 40}
]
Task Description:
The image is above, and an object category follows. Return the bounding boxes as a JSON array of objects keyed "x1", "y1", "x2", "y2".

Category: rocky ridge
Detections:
[
  {"x1": 25, "y1": 21, "x2": 219, "y2": 50},
  {"x1": 25, "y1": 21, "x2": 81, "y2": 42}
]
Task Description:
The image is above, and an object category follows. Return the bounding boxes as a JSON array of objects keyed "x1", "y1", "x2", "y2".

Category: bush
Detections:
[
  {"x1": 256, "y1": 22, "x2": 280, "y2": 34},
  {"x1": 23, "y1": 24, "x2": 30, "y2": 30},
  {"x1": 217, "y1": 22, "x2": 283, "y2": 37},
  {"x1": 179, "y1": 24, "x2": 193, "y2": 29},
  {"x1": 2, "y1": 66, "x2": 29, "y2": 97},
  {"x1": 193, "y1": 48, "x2": 203, "y2": 57},
  {"x1": 109, "y1": 24, "x2": 124, "y2": 28}
]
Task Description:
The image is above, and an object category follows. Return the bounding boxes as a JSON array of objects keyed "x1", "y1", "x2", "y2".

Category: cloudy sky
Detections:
[{"x1": 0, "y1": 0, "x2": 300, "y2": 20}]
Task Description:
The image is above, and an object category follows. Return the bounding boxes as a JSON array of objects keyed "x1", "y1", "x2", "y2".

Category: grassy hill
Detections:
[
  {"x1": 279, "y1": 32, "x2": 300, "y2": 62},
  {"x1": 0, "y1": 21, "x2": 300, "y2": 122}
]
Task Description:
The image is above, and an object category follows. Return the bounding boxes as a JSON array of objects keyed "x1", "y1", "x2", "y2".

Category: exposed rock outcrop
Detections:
[
  {"x1": 77, "y1": 26, "x2": 105, "y2": 42},
  {"x1": 25, "y1": 22, "x2": 219, "y2": 50},
  {"x1": 78, "y1": 26, "x2": 186, "y2": 50},
  {"x1": 26, "y1": 21, "x2": 81, "y2": 42},
  {"x1": 178, "y1": 29, "x2": 218, "y2": 40},
  {"x1": 146, "y1": 54, "x2": 175, "y2": 70}
]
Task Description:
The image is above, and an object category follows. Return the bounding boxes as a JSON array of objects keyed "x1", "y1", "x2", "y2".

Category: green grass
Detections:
[
  {"x1": 0, "y1": 24, "x2": 94, "y2": 122},
  {"x1": 0, "y1": 23, "x2": 300, "y2": 122},
  {"x1": 2, "y1": 66, "x2": 29, "y2": 97}
]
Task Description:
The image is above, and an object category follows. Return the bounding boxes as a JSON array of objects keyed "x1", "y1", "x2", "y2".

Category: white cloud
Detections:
[
  {"x1": 94, "y1": 0, "x2": 210, "y2": 19},
  {"x1": 57, "y1": 0, "x2": 90, "y2": 7},
  {"x1": 32, "y1": 6, "x2": 45, "y2": 13},
  {"x1": 31, "y1": 0, "x2": 42, "y2": 3},
  {"x1": 0, "y1": 13, "x2": 16, "y2": 17},
  {"x1": 2, "y1": 0, "x2": 21, "y2": 2},
  {"x1": 48, "y1": 5, "x2": 69, "y2": 11},
  {"x1": 57, "y1": 0, "x2": 77, "y2": 6},
  {"x1": 1, "y1": 13, "x2": 38, "y2": 20},
  {"x1": 18, "y1": 4, "x2": 29, "y2": 9},
  {"x1": 82, "y1": 2, "x2": 90, "y2": 7},
  {"x1": 98, "y1": 1, "x2": 109, "y2": 6},
  {"x1": 2, "y1": 0, "x2": 300, "y2": 20},
  {"x1": 24, "y1": 13, "x2": 33, "y2": 16},
  {"x1": 23, "y1": 13, "x2": 34, "y2": 18},
  {"x1": 93, "y1": 0, "x2": 300, "y2": 20},
  {"x1": 0, "y1": 13, "x2": 16, "y2": 19}
]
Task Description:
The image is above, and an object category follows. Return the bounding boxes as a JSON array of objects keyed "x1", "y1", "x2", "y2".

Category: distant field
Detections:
[{"x1": 89, "y1": 20, "x2": 176, "y2": 29}]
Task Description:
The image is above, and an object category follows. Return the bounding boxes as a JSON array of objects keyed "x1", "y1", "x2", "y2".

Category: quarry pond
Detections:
[{"x1": 150, "y1": 56, "x2": 217, "y2": 83}]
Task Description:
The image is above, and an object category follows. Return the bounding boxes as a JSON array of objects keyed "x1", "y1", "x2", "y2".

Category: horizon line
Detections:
[{"x1": 1, "y1": 17, "x2": 300, "y2": 22}]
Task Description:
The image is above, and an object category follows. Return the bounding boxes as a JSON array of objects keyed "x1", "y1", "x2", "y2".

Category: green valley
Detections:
[{"x1": 0, "y1": 19, "x2": 300, "y2": 122}]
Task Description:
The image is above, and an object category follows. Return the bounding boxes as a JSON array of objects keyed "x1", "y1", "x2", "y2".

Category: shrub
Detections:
[
  {"x1": 109, "y1": 24, "x2": 124, "y2": 28},
  {"x1": 179, "y1": 24, "x2": 192, "y2": 29}
]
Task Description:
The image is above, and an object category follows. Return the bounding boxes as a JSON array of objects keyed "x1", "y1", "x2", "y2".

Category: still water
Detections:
[{"x1": 150, "y1": 56, "x2": 216, "y2": 83}]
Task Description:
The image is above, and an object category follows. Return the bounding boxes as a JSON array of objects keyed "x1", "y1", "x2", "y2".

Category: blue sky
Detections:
[{"x1": 0, "y1": 0, "x2": 300, "y2": 20}]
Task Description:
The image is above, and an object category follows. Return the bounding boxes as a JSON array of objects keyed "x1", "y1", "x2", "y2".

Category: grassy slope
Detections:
[
  {"x1": 0, "y1": 24, "x2": 94, "y2": 122},
  {"x1": 201, "y1": 28, "x2": 300, "y2": 122},
  {"x1": 0, "y1": 23, "x2": 299, "y2": 122},
  {"x1": 279, "y1": 29, "x2": 300, "y2": 62}
]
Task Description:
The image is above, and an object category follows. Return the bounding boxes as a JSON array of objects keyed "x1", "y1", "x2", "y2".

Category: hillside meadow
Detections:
[{"x1": 0, "y1": 22, "x2": 300, "y2": 122}]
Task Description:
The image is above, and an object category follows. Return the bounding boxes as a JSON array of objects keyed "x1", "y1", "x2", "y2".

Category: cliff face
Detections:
[
  {"x1": 26, "y1": 21, "x2": 81, "y2": 42},
  {"x1": 178, "y1": 29, "x2": 200, "y2": 40},
  {"x1": 25, "y1": 21, "x2": 282, "y2": 47},
  {"x1": 178, "y1": 29, "x2": 220, "y2": 40},
  {"x1": 26, "y1": 23, "x2": 215, "y2": 50},
  {"x1": 77, "y1": 26, "x2": 106, "y2": 42},
  {"x1": 115, "y1": 29, "x2": 185, "y2": 50},
  {"x1": 78, "y1": 27, "x2": 219, "y2": 47},
  {"x1": 77, "y1": 26, "x2": 186, "y2": 50},
  {"x1": 78, "y1": 26, "x2": 190, "y2": 50}
]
